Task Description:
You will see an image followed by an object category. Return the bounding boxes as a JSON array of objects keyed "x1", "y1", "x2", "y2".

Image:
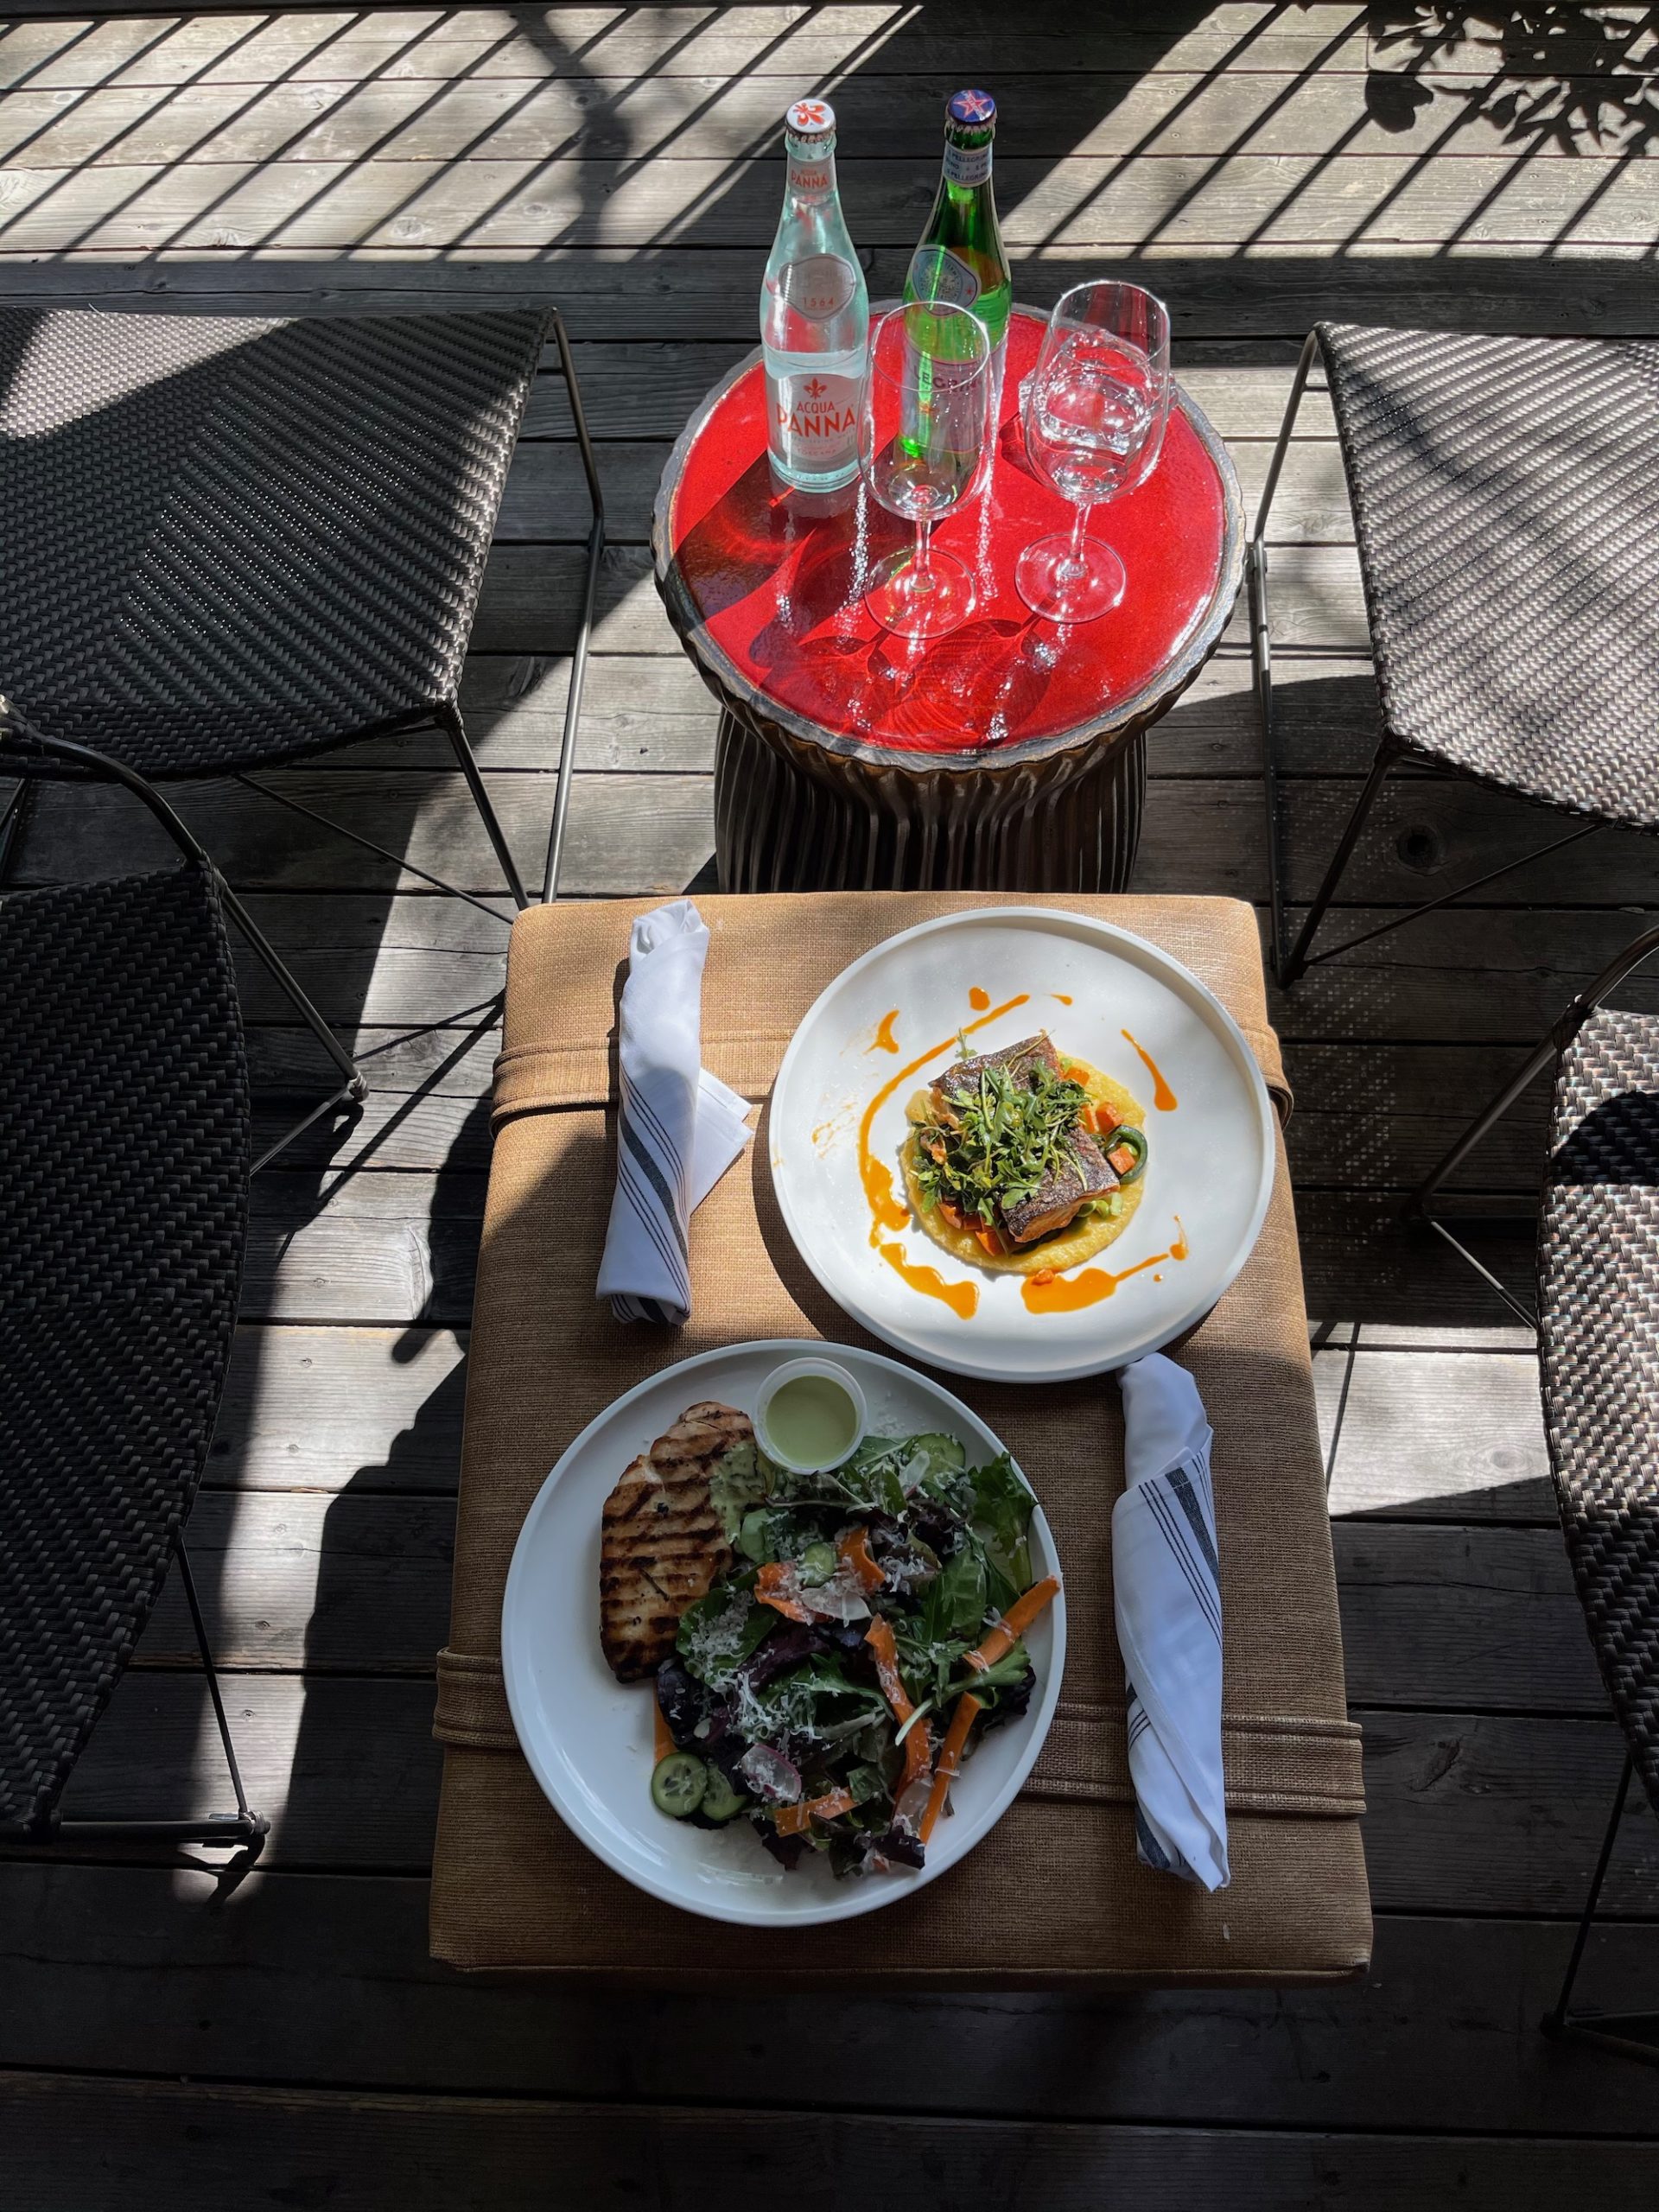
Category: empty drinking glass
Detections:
[
  {"x1": 1016, "y1": 282, "x2": 1171, "y2": 625},
  {"x1": 859, "y1": 300, "x2": 994, "y2": 640}
]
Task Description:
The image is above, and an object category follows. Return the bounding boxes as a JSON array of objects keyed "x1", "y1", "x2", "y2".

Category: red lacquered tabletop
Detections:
[{"x1": 655, "y1": 306, "x2": 1242, "y2": 769}]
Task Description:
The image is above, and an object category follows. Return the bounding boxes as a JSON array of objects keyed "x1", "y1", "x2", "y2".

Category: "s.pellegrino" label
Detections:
[{"x1": 943, "y1": 139, "x2": 991, "y2": 188}]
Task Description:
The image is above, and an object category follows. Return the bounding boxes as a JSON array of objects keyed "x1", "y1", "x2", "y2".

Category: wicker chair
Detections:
[
  {"x1": 0, "y1": 302, "x2": 605, "y2": 1154},
  {"x1": 1407, "y1": 923, "x2": 1659, "y2": 2066},
  {"x1": 0, "y1": 734, "x2": 262, "y2": 1851},
  {"x1": 1249, "y1": 323, "x2": 1659, "y2": 985}
]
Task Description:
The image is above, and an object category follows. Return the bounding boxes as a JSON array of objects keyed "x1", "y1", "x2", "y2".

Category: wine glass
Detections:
[
  {"x1": 858, "y1": 301, "x2": 994, "y2": 640},
  {"x1": 1016, "y1": 282, "x2": 1171, "y2": 625}
]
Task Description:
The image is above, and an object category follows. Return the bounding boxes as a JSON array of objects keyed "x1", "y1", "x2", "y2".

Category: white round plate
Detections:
[
  {"x1": 501, "y1": 1340, "x2": 1065, "y2": 1928},
  {"x1": 770, "y1": 908, "x2": 1276, "y2": 1384}
]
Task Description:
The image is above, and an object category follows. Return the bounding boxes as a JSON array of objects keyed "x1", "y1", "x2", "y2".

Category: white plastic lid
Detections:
[{"x1": 785, "y1": 98, "x2": 836, "y2": 139}]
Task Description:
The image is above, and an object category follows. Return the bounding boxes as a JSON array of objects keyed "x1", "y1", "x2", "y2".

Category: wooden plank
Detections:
[
  {"x1": 12, "y1": 68, "x2": 1648, "y2": 170},
  {"x1": 0, "y1": 10, "x2": 1382, "y2": 94},
  {"x1": 11, "y1": 2074, "x2": 1659, "y2": 2212},
  {"x1": 3, "y1": 1864, "x2": 1656, "y2": 2130},
  {"x1": 4, "y1": 243, "x2": 1654, "y2": 341},
  {"x1": 524, "y1": 341, "x2": 1342, "y2": 442},
  {"x1": 6, "y1": 151, "x2": 1659, "y2": 254},
  {"x1": 1319, "y1": 1348, "x2": 1553, "y2": 1522},
  {"x1": 491, "y1": 435, "x2": 1352, "y2": 546},
  {"x1": 54, "y1": 1669, "x2": 1656, "y2": 1915},
  {"x1": 244, "y1": 1166, "x2": 483, "y2": 1327},
  {"x1": 213, "y1": 1325, "x2": 467, "y2": 1494},
  {"x1": 25, "y1": 761, "x2": 1659, "y2": 910},
  {"x1": 134, "y1": 1492, "x2": 1608, "y2": 1720},
  {"x1": 1297, "y1": 1189, "x2": 1538, "y2": 1325},
  {"x1": 232, "y1": 893, "x2": 509, "y2": 1028}
]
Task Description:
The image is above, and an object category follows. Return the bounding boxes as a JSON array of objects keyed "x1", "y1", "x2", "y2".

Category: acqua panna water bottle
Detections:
[{"x1": 760, "y1": 98, "x2": 868, "y2": 494}]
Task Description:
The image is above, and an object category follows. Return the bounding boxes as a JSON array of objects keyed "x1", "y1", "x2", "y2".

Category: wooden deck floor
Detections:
[{"x1": 4, "y1": 5, "x2": 1659, "y2": 2203}]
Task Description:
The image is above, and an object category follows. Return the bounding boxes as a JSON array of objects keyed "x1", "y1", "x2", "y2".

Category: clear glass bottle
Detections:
[
  {"x1": 904, "y1": 89, "x2": 1013, "y2": 392},
  {"x1": 760, "y1": 99, "x2": 868, "y2": 494}
]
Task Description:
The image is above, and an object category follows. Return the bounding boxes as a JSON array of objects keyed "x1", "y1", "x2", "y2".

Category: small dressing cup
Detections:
[{"x1": 753, "y1": 1356, "x2": 868, "y2": 1474}]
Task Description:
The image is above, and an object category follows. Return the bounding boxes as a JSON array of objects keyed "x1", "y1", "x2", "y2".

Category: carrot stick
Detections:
[
  {"x1": 899, "y1": 1715, "x2": 933, "y2": 1800},
  {"x1": 864, "y1": 1615, "x2": 914, "y2": 1722},
  {"x1": 838, "y1": 1527, "x2": 886, "y2": 1593},
  {"x1": 652, "y1": 1688, "x2": 674, "y2": 1764},
  {"x1": 919, "y1": 1691, "x2": 983, "y2": 1843},
  {"x1": 963, "y1": 1574, "x2": 1062, "y2": 1675},
  {"x1": 774, "y1": 1786, "x2": 857, "y2": 1838},
  {"x1": 755, "y1": 1560, "x2": 813, "y2": 1624}
]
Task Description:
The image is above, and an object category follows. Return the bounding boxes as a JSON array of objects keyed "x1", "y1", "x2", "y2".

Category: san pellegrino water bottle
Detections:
[
  {"x1": 761, "y1": 99, "x2": 868, "y2": 493},
  {"x1": 904, "y1": 89, "x2": 1013, "y2": 393}
]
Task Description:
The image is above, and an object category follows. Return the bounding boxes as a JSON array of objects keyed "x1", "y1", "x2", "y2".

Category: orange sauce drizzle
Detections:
[
  {"x1": 870, "y1": 1008, "x2": 900, "y2": 1054},
  {"x1": 880, "y1": 1243, "x2": 977, "y2": 1319},
  {"x1": 968, "y1": 985, "x2": 990, "y2": 1010},
  {"x1": 855, "y1": 991, "x2": 1032, "y2": 1317},
  {"x1": 1122, "y1": 1028, "x2": 1178, "y2": 1110},
  {"x1": 1022, "y1": 1217, "x2": 1188, "y2": 1314},
  {"x1": 1052, "y1": 992, "x2": 1073, "y2": 1005}
]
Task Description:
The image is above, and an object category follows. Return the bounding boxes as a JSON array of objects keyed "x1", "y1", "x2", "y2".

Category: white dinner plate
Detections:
[
  {"x1": 502, "y1": 1341, "x2": 1066, "y2": 1928},
  {"x1": 769, "y1": 908, "x2": 1276, "y2": 1384}
]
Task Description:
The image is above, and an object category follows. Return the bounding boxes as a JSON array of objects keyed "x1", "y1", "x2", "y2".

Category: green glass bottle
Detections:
[{"x1": 903, "y1": 89, "x2": 1012, "y2": 381}]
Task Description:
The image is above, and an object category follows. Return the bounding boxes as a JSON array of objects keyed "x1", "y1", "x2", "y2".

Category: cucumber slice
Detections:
[
  {"x1": 651, "y1": 1751, "x2": 708, "y2": 1818},
  {"x1": 798, "y1": 1540, "x2": 838, "y2": 1586},
  {"x1": 698, "y1": 1765, "x2": 750, "y2": 1824}
]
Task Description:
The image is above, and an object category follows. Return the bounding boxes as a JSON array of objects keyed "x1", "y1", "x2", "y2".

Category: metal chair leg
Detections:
[
  {"x1": 1250, "y1": 331, "x2": 1320, "y2": 977},
  {"x1": 16, "y1": 1537, "x2": 269, "y2": 1853},
  {"x1": 436, "y1": 699, "x2": 530, "y2": 912},
  {"x1": 1278, "y1": 734, "x2": 1399, "y2": 987},
  {"x1": 543, "y1": 306, "x2": 607, "y2": 905},
  {"x1": 1541, "y1": 1754, "x2": 1659, "y2": 2065}
]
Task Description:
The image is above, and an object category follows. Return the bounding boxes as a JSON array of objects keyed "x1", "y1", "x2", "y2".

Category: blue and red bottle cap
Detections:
[{"x1": 948, "y1": 89, "x2": 996, "y2": 126}]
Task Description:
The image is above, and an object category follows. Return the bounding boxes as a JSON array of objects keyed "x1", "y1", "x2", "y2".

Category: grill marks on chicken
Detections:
[{"x1": 599, "y1": 1400, "x2": 747, "y2": 1681}]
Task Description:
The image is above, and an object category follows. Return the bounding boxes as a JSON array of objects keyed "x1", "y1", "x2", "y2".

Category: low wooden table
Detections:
[
  {"x1": 430, "y1": 893, "x2": 1370, "y2": 1986},
  {"x1": 652, "y1": 309, "x2": 1243, "y2": 894}
]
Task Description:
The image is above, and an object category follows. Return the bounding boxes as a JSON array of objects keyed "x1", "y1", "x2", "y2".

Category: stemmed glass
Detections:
[
  {"x1": 1016, "y1": 282, "x2": 1171, "y2": 625},
  {"x1": 858, "y1": 300, "x2": 994, "y2": 640}
]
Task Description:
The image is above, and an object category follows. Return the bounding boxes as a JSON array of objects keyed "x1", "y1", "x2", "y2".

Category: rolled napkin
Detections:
[
  {"x1": 1113, "y1": 1351, "x2": 1230, "y2": 1891},
  {"x1": 596, "y1": 900, "x2": 753, "y2": 1325}
]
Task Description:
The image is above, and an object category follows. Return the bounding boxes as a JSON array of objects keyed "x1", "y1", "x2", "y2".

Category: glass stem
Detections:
[
  {"x1": 912, "y1": 515, "x2": 934, "y2": 596},
  {"x1": 1061, "y1": 501, "x2": 1090, "y2": 582}
]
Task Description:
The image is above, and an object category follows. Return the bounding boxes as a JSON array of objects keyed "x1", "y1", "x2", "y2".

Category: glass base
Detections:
[
  {"x1": 1015, "y1": 532, "x2": 1126, "y2": 624},
  {"x1": 865, "y1": 544, "x2": 976, "y2": 640}
]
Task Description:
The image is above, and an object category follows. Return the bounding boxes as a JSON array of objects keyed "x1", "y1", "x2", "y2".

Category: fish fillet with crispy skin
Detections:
[{"x1": 599, "y1": 1400, "x2": 748, "y2": 1681}]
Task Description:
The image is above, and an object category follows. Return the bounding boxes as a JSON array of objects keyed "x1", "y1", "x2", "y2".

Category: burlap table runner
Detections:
[{"x1": 432, "y1": 893, "x2": 1371, "y2": 1984}]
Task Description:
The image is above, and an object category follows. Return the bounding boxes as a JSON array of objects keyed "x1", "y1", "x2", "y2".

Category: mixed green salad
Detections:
[{"x1": 651, "y1": 1428, "x2": 1060, "y2": 1878}]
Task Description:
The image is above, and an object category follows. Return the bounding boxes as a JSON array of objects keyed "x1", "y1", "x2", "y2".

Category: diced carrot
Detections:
[
  {"x1": 1108, "y1": 1141, "x2": 1135, "y2": 1176},
  {"x1": 652, "y1": 1689, "x2": 674, "y2": 1764},
  {"x1": 963, "y1": 1574, "x2": 1063, "y2": 1675},
  {"x1": 1029, "y1": 1267, "x2": 1057, "y2": 1287},
  {"x1": 971, "y1": 1217, "x2": 1007, "y2": 1258},
  {"x1": 919, "y1": 1691, "x2": 983, "y2": 1843},
  {"x1": 838, "y1": 1526, "x2": 886, "y2": 1593},
  {"x1": 774, "y1": 1785, "x2": 858, "y2": 1837},
  {"x1": 755, "y1": 1560, "x2": 813, "y2": 1624},
  {"x1": 938, "y1": 1199, "x2": 965, "y2": 1230},
  {"x1": 864, "y1": 1615, "x2": 914, "y2": 1722}
]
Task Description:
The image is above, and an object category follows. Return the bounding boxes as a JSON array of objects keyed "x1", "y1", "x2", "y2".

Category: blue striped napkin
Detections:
[
  {"x1": 1113, "y1": 1352, "x2": 1230, "y2": 1891},
  {"x1": 595, "y1": 900, "x2": 753, "y2": 1326}
]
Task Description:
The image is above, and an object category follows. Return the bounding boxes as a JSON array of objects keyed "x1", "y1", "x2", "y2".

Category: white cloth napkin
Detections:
[
  {"x1": 595, "y1": 900, "x2": 753, "y2": 1325},
  {"x1": 1113, "y1": 1352, "x2": 1230, "y2": 1891}
]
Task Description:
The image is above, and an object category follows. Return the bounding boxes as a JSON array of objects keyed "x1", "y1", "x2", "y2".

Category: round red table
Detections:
[{"x1": 653, "y1": 305, "x2": 1242, "y2": 893}]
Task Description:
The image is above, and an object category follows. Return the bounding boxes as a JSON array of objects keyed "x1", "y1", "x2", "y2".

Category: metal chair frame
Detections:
[
  {"x1": 0, "y1": 747, "x2": 269, "y2": 1854},
  {"x1": 1405, "y1": 928, "x2": 1659, "y2": 2066},
  {"x1": 0, "y1": 307, "x2": 606, "y2": 1154},
  {"x1": 1249, "y1": 330, "x2": 1611, "y2": 988}
]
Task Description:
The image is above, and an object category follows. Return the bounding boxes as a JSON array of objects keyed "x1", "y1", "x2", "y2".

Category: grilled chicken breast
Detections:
[{"x1": 599, "y1": 1400, "x2": 747, "y2": 1681}]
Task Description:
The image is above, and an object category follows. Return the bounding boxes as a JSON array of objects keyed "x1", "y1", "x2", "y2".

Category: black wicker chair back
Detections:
[{"x1": 0, "y1": 863, "x2": 251, "y2": 1835}]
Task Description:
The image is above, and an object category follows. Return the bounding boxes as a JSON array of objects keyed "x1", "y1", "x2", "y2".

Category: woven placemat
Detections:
[{"x1": 431, "y1": 893, "x2": 1370, "y2": 1984}]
